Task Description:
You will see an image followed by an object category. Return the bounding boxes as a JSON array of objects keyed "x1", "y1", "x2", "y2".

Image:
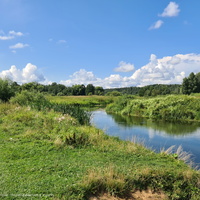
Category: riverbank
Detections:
[
  {"x1": 1, "y1": 103, "x2": 200, "y2": 199},
  {"x1": 106, "y1": 95, "x2": 200, "y2": 123}
]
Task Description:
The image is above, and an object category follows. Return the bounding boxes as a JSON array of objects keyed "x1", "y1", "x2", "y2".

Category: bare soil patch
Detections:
[{"x1": 89, "y1": 189, "x2": 168, "y2": 200}]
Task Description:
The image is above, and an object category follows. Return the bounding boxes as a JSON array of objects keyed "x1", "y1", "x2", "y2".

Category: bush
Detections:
[
  {"x1": 10, "y1": 91, "x2": 50, "y2": 110},
  {"x1": 0, "y1": 78, "x2": 15, "y2": 102}
]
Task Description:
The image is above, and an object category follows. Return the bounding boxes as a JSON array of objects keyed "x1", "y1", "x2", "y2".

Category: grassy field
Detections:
[
  {"x1": 46, "y1": 95, "x2": 116, "y2": 107},
  {"x1": 0, "y1": 102, "x2": 200, "y2": 199}
]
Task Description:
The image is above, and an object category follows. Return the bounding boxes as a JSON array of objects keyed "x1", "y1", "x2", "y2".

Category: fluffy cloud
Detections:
[
  {"x1": 0, "y1": 30, "x2": 24, "y2": 40},
  {"x1": 9, "y1": 43, "x2": 29, "y2": 49},
  {"x1": 0, "y1": 63, "x2": 46, "y2": 84},
  {"x1": 114, "y1": 61, "x2": 135, "y2": 72},
  {"x1": 131, "y1": 54, "x2": 200, "y2": 87},
  {"x1": 60, "y1": 54, "x2": 200, "y2": 88},
  {"x1": 160, "y1": 2, "x2": 180, "y2": 17},
  {"x1": 60, "y1": 69, "x2": 102, "y2": 86},
  {"x1": 1, "y1": 54, "x2": 200, "y2": 88},
  {"x1": 149, "y1": 20, "x2": 164, "y2": 30},
  {"x1": 61, "y1": 69, "x2": 134, "y2": 89}
]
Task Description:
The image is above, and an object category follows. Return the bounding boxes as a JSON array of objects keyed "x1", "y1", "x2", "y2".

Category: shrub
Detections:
[
  {"x1": 10, "y1": 91, "x2": 50, "y2": 110},
  {"x1": 0, "y1": 78, "x2": 15, "y2": 102}
]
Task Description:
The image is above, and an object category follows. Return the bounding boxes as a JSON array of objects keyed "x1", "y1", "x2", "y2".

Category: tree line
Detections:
[{"x1": 0, "y1": 72, "x2": 200, "y2": 102}]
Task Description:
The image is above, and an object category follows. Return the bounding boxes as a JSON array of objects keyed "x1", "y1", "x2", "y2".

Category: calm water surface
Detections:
[{"x1": 91, "y1": 110, "x2": 200, "y2": 168}]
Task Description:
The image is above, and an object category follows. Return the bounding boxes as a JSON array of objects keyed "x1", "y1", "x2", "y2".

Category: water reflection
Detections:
[
  {"x1": 91, "y1": 110, "x2": 200, "y2": 168},
  {"x1": 108, "y1": 112, "x2": 200, "y2": 136}
]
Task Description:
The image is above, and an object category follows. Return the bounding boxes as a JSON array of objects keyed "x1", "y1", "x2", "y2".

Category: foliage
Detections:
[
  {"x1": 47, "y1": 95, "x2": 116, "y2": 107},
  {"x1": 106, "y1": 95, "x2": 200, "y2": 123},
  {"x1": 0, "y1": 103, "x2": 199, "y2": 199},
  {"x1": 10, "y1": 91, "x2": 90, "y2": 125},
  {"x1": 182, "y1": 72, "x2": 200, "y2": 95},
  {"x1": 10, "y1": 90, "x2": 50, "y2": 110},
  {"x1": 0, "y1": 78, "x2": 15, "y2": 102},
  {"x1": 86, "y1": 84, "x2": 95, "y2": 95},
  {"x1": 106, "y1": 90, "x2": 122, "y2": 96},
  {"x1": 105, "y1": 84, "x2": 181, "y2": 96}
]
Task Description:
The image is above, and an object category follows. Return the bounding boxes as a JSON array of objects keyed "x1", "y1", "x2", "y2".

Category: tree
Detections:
[
  {"x1": 86, "y1": 84, "x2": 95, "y2": 95},
  {"x1": 0, "y1": 78, "x2": 15, "y2": 101},
  {"x1": 95, "y1": 86, "x2": 104, "y2": 95},
  {"x1": 72, "y1": 84, "x2": 86, "y2": 95},
  {"x1": 182, "y1": 72, "x2": 198, "y2": 95}
]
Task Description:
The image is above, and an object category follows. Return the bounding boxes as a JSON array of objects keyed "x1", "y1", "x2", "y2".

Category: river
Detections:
[{"x1": 91, "y1": 110, "x2": 200, "y2": 169}]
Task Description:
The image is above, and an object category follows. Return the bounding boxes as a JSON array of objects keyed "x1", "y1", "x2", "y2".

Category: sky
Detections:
[{"x1": 0, "y1": 0, "x2": 200, "y2": 88}]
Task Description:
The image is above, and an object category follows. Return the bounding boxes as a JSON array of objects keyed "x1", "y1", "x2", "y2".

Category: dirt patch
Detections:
[{"x1": 89, "y1": 189, "x2": 168, "y2": 200}]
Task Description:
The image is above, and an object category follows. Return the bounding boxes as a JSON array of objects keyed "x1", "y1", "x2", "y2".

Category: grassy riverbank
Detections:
[
  {"x1": 106, "y1": 95, "x2": 200, "y2": 123},
  {"x1": 1, "y1": 102, "x2": 200, "y2": 199}
]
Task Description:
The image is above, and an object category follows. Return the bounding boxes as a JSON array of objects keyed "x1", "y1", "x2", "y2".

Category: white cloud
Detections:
[
  {"x1": 160, "y1": 2, "x2": 180, "y2": 17},
  {"x1": 60, "y1": 54, "x2": 200, "y2": 88},
  {"x1": 114, "y1": 61, "x2": 135, "y2": 72},
  {"x1": 60, "y1": 69, "x2": 102, "y2": 86},
  {"x1": 9, "y1": 43, "x2": 29, "y2": 49},
  {"x1": 0, "y1": 35, "x2": 14, "y2": 40},
  {"x1": 1, "y1": 54, "x2": 200, "y2": 89},
  {"x1": 149, "y1": 20, "x2": 164, "y2": 30},
  {"x1": 0, "y1": 30, "x2": 24, "y2": 40},
  {"x1": 130, "y1": 53, "x2": 200, "y2": 87},
  {"x1": 9, "y1": 30, "x2": 24, "y2": 36},
  {"x1": 0, "y1": 63, "x2": 46, "y2": 84}
]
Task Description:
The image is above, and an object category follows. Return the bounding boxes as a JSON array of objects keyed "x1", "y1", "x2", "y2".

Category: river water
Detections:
[{"x1": 91, "y1": 110, "x2": 200, "y2": 169}]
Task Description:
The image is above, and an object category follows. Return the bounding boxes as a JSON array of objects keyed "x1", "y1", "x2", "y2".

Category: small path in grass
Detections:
[{"x1": 89, "y1": 190, "x2": 168, "y2": 200}]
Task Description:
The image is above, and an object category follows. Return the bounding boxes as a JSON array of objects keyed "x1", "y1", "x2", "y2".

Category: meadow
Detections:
[
  {"x1": 1, "y1": 93, "x2": 200, "y2": 199},
  {"x1": 47, "y1": 95, "x2": 116, "y2": 107}
]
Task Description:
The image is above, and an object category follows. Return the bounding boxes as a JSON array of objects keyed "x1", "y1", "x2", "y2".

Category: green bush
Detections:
[
  {"x1": 10, "y1": 90, "x2": 50, "y2": 110},
  {"x1": 106, "y1": 95, "x2": 200, "y2": 123},
  {"x1": 0, "y1": 78, "x2": 15, "y2": 102}
]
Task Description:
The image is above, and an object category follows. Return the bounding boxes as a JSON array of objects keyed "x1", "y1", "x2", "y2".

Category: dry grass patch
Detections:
[{"x1": 89, "y1": 189, "x2": 168, "y2": 200}]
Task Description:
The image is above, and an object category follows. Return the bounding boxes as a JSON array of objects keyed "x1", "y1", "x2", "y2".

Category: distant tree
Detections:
[
  {"x1": 95, "y1": 86, "x2": 104, "y2": 95},
  {"x1": 106, "y1": 91, "x2": 121, "y2": 96},
  {"x1": 72, "y1": 84, "x2": 86, "y2": 95},
  {"x1": 86, "y1": 84, "x2": 95, "y2": 95},
  {"x1": 182, "y1": 72, "x2": 198, "y2": 95}
]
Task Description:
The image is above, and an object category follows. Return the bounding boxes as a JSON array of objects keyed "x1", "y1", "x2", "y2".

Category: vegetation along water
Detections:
[{"x1": 0, "y1": 77, "x2": 200, "y2": 199}]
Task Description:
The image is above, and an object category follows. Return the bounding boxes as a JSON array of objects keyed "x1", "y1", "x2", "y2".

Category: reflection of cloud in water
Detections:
[
  {"x1": 148, "y1": 128, "x2": 155, "y2": 139},
  {"x1": 147, "y1": 127, "x2": 200, "y2": 140}
]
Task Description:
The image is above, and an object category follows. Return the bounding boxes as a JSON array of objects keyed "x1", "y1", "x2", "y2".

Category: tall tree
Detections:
[{"x1": 86, "y1": 84, "x2": 95, "y2": 95}]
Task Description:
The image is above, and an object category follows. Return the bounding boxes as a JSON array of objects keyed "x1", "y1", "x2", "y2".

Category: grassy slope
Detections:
[
  {"x1": 106, "y1": 95, "x2": 200, "y2": 123},
  {"x1": 0, "y1": 104, "x2": 200, "y2": 200}
]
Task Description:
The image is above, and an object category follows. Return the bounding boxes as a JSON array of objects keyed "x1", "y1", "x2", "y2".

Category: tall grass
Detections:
[
  {"x1": 10, "y1": 91, "x2": 91, "y2": 125},
  {"x1": 106, "y1": 95, "x2": 200, "y2": 123}
]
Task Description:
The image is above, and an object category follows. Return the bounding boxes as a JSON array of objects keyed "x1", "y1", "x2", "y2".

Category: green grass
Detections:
[
  {"x1": 0, "y1": 103, "x2": 200, "y2": 199},
  {"x1": 106, "y1": 95, "x2": 200, "y2": 123},
  {"x1": 46, "y1": 95, "x2": 116, "y2": 107}
]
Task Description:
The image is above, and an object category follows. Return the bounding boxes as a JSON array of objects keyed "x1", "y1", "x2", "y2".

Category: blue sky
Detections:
[{"x1": 0, "y1": 0, "x2": 200, "y2": 88}]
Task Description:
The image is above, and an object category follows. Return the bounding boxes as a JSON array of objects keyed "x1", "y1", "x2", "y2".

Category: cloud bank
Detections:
[
  {"x1": 61, "y1": 54, "x2": 200, "y2": 88},
  {"x1": 1, "y1": 54, "x2": 200, "y2": 88},
  {"x1": 0, "y1": 63, "x2": 46, "y2": 84}
]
